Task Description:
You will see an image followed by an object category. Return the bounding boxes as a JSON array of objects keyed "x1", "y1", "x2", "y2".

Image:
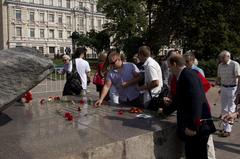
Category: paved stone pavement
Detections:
[{"x1": 206, "y1": 86, "x2": 240, "y2": 159}]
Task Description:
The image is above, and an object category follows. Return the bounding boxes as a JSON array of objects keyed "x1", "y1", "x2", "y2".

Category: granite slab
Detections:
[{"x1": 0, "y1": 98, "x2": 181, "y2": 159}]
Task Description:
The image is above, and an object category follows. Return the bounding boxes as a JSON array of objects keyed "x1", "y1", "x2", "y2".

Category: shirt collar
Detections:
[
  {"x1": 143, "y1": 57, "x2": 151, "y2": 66},
  {"x1": 226, "y1": 59, "x2": 231, "y2": 65}
]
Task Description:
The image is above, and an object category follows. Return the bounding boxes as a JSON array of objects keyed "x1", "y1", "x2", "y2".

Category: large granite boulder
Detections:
[{"x1": 0, "y1": 47, "x2": 54, "y2": 110}]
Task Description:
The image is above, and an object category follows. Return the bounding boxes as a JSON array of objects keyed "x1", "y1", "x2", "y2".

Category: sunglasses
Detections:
[{"x1": 109, "y1": 59, "x2": 118, "y2": 65}]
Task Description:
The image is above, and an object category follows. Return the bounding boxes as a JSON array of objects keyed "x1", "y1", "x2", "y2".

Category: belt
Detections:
[{"x1": 222, "y1": 84, "x2": 237, "y2": 88}]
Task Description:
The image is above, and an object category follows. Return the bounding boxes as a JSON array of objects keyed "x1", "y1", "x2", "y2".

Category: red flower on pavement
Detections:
[
  {"x1": 64, "y1": 112, "x2": 71, "y2": 118},
  {"x1": 23, "y1": 91, "x2": 33, "y2": 103},
  {"x1": 40, "y1": 99, "x2": 45, "y2": 105},
  {"x1": 129, "y1": 107, "x2": 143, "y2": 114},
  {"x1": 79, "y1": 99, "x2": 85, "y2": 104},
  {"x1": 67, "y1": 115, "x2": 73, "y2": 121},
  {"x1": 117, "y1": 110, "x2": 124, "y2": 115},
  {"x1": 54, "y1": 96, "x2": 60, "y2": 100}
]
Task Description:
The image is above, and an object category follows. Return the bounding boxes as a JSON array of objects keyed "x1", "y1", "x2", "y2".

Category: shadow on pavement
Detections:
[{"x1": 214, "y1": 141, "x2": 240, "y2": 155}]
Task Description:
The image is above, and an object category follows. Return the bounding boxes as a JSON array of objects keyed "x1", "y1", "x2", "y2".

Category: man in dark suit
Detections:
[{"x1": 163, "y1": 55, "x2": 215, "y2": 159}]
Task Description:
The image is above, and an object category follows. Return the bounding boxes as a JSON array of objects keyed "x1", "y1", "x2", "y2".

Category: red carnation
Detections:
[
  {"x1": 40, "y1": 99, "x2": 45, "y2": 105},
  {"x1": 67, "y1": 115, "x2": 73, "y2": 121},
  {"x1": 54, "y1": 96, "x2": 60, "y2": 100},
  {"x1": 79, "y1": 99, "x2": 85, "y2": 104},
  {"x1": 64, "y1": 112, "x2": 71, "y2": 119},
  {"x1": 117, "y1": 110, "x2": 124, "y2": 115}
]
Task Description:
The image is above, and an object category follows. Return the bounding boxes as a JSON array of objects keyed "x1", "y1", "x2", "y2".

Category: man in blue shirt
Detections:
[
  {"x1": 183, "y1": 52, "x2": 205, "y2": 77},
  {"x1": 94, "y1": 50, "x2": 141, "y2": 107}
]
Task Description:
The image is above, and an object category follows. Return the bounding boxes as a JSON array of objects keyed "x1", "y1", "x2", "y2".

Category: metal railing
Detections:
[{"x1": 31, "y1": 67, "x2": 66, "y2": 95}]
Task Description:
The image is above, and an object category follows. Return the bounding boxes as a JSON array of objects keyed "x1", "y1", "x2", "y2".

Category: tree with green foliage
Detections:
[
  {"x1": 97, "y1": 0, "x2": 148, "y2": 57},
  {"x1": 77, "y1": 30, "x2": 110, "y2": 54},
  {"x1": 152, "y1": 0, "x2": 240, "y2": 59}
]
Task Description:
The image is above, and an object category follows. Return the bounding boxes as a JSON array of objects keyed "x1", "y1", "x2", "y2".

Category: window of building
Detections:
[
  {"x1": 39, "y1": 0, "x2": 44, "y2": 5},
  {"x1": 60, "y1": 47, "x2": 64, "y2": 53},
  {"x1": 30, "y1": 28, "x2": 35, "y2": 37},
  {"x1": 39, "y1": 47, "x2": 44, "y2": 53},
  {"x1": 49, "y1": 47, "x2": 55, "y2": 54},
  {"x1": 16, "y1": 27, "x2": 22, "y2": 36},
  {"x1": 16, "y1": 10, "x2": 21, "y2": 21},
  {"x1": 39, "y1": 13, "x2": 44, "y2": 23},
  {"x1": 79, "y1": 17, "x2": 84, "y2": 26},
  {"x1": 49, "y1": 0, "x2": 53, "y2": 6},
  {"x1": 91, "y1": 4, "x2": 94, "y2": 12},
  {"x1": 40, "y1": 29, "x2": 44, "y2": 38},
  {"x1": 91, "y1": 18, "x2": 94, "y2": 29},
  {"x1": 97, "y1": 19, "x2": 102, "y2": 28},
  {"x1": 67, "y1": 31, "x2": 71, "y2": 38},
  {"x1": 30, "y1": 11, "x2": 34, "y2": 22},
  {"x1": 79, "y1": 2, "x2": 83, "y2": 8},
  {"x1": 58, "y1": 0, "x2": 62, "y2": 7},
  {"x1": 29, "y1": 0, "x2": 34, "y2": 3},
  {"x1": 58, "y1": 30, "x2": 63, "y2": 38},
  {"x1": 58, "y1": 15, "x2": 62, "y2": 24},
  {"x1": 66, "y1": 0, "x2": 70, "y2": 8},
  {"x1": 66, "y1": 16, "x2": 71, "y2": 25},
  {"x1": 49, "y1": 14, "x2": 54, "y2": 22},
  {"x1": 49, "y1": 29, "x2": 54, "y2": 38},
  {"x1": 32, "y1": 46, "x2": 37, "y2": 50}
]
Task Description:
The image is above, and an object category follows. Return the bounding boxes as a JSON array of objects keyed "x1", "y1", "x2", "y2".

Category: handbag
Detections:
[
  {"x1": 65, "y1": 59, "x2": 82, "y2": 95},
  {"x1": 198, "y1": 119, "x2": 216, "y2": 136},
  {"x1": 93, "y1": 71, "x2": 104, "y2": 85},
  {"x1": 147, "y1": 84, "x2": 169, "y2": 111}
]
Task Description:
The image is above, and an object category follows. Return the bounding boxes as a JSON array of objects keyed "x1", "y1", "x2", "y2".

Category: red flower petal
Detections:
[
  {"x1": 79, "y1": 99, "x2": 85, "y2": 104},
  {"x1": 40, "y1": 99, "x2": 45, "y2": 104},
  {"x1": 118, "y1": 110, "x2": 124, "y2": 115},
  {"x1": 67, "y1": 115, "x2": 73, "y2": 121}
]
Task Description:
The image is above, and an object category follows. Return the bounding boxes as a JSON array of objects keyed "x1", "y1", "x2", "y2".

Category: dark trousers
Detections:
[
  {"x1": 185, "y1": 134, "x2": 209, "y2": 159},
  {"x1": 120, "y1": 96, "x2": 141, "y2": 108}
]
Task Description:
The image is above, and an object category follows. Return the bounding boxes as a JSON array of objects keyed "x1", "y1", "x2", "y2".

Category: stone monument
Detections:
[{"x1": 0, "y1": 47, "x2": 54, "y2": 124}]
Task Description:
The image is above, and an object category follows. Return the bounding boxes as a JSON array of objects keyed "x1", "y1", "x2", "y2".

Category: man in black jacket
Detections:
[{"x1": 163, "y1": 55, "x2": 215, "y2": 159}]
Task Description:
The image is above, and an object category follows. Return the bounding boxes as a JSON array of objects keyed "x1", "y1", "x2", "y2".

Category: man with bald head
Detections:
[
  {"x1": 216, "y1": 50, "x2": 240, "y2": 137},
  {"x1": 94, "y1": 50, "x2": 140, "y2": 107}
]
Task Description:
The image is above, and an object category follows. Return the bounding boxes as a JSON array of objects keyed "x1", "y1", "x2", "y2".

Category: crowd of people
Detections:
[{"x1": 60, "y1": 46, "x2": 240, "y2": 159}]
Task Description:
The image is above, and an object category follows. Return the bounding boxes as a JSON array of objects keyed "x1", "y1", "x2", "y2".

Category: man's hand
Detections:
[
  {"x1": 222, "y1": 112, "x2": 238, "y2": 123},
  {"x1": 163, "y1": 97, "x2": 172, "y2": 106},
  {"x1": 94, "y1": 99, "x2": 103, "y2": 107},
  {"x1": 185, "y1": 128, "x2": 197, "y2": 136},
  {"x1": 120, "y1": 81, "x2": 129, "y2": 88}
]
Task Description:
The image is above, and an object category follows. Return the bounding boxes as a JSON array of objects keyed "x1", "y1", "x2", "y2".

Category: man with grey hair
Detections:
[
  {"x1": 216, "y1": 50, "x2": 240, "y2": 137},
  {"x1": 183, "y1": 51, "x2": 205, "y2": 77}
]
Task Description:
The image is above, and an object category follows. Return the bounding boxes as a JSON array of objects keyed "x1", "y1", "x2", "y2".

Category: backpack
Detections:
[{"x1": 63, "y1": 59, "x2": 82, "y2": 96}]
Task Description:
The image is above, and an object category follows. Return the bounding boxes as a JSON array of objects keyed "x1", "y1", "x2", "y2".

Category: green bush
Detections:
[{"x1": 198, "y1": 59, "x2": 218, "y2": 78}]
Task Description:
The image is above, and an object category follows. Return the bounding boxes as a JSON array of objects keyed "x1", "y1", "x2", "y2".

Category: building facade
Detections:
[{"x1": 0, "y1": 0, "x2": 107, "y2": 58}]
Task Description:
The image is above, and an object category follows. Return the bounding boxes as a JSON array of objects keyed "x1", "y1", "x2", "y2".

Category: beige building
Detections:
[{"x1": 0, "y1": 0, "x2": 107, "y2": 58}]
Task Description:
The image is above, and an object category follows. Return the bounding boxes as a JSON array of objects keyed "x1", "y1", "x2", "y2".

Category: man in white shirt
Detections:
[
  {"x1": 69, "y1": 47, "x2": 91, "y2": 95},
  {"x1": 138, "y1": 46, "x2": 163, "y2": 107},
  {"x1": 216, "y1": 50, "x2": 240, "y2": 137}
]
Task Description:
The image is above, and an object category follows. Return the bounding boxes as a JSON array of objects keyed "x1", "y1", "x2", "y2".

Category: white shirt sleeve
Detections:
[
  {"x1": 147, "y1": 65, "x2": 160, "y2": 82},
  {"x1": 68, "y1": 60, "x2": 72, "y2": 72}
]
